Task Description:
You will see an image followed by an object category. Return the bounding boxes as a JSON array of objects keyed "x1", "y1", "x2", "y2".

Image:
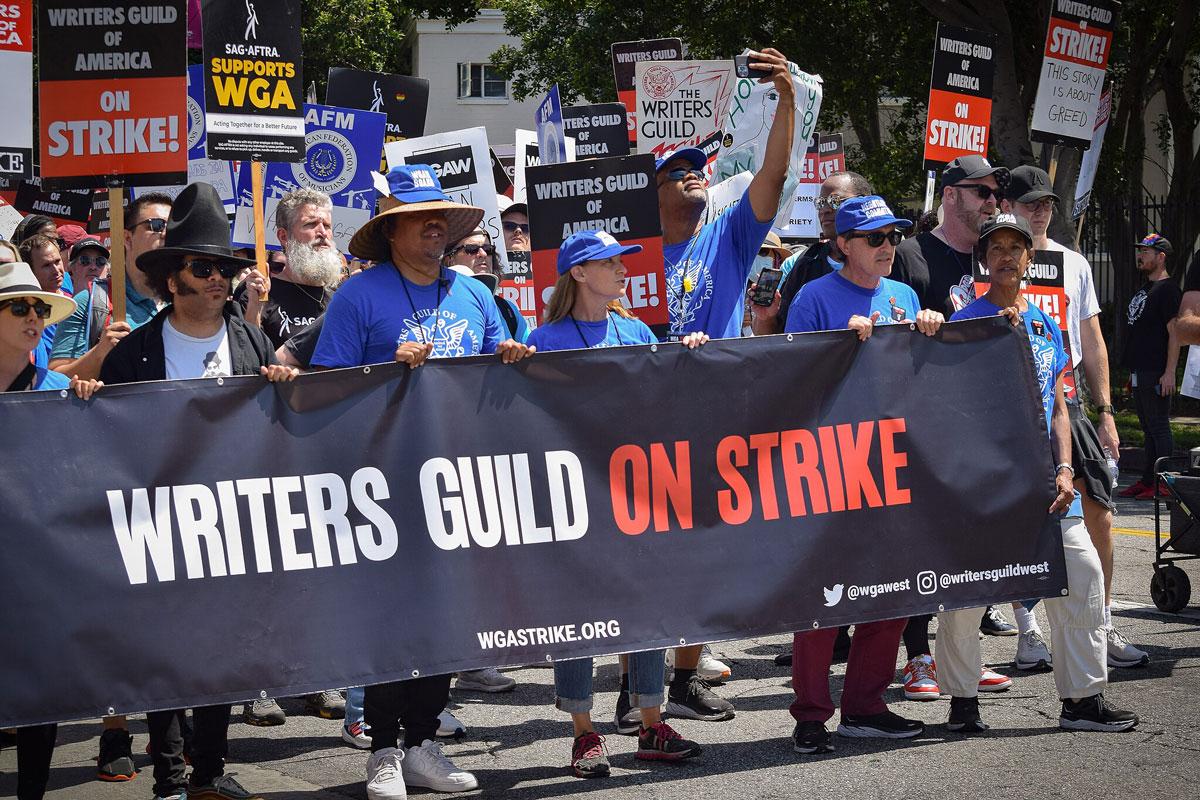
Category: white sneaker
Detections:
[
  {"x1": 403, "y1": 739, "x2": 478, "y2": 792},
  {"x1": 697, "y1": 644, "x2": 732, "y2": 681},
  {"x1": 1106, "y1": 627, "x2": 1150, "y2": 668},
  {"x1": 455, "y1": 667, "x2": 516, "y2": 693},
  {"x1": 1014, "y1": 630, "x2": 1053, "y2": 671},
  {"x1": 343, "y1": 720, "x2": 372, "y2": 748},
  {"x1": 436, "y1": 709, "x2": 466, "y2": 738},
  {"x1": 366, "y1": 746, "x2": 407, "y2": 800}
]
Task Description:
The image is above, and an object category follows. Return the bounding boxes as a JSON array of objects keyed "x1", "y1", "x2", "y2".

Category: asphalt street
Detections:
[{"x1": 4, "y1": 486, "x2": 1198, "y2": 799}]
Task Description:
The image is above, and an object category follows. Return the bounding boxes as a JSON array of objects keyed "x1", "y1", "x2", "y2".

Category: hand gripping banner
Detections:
[{"x1": 0, "y1": 318, "x2": 1066, "y2": 727}]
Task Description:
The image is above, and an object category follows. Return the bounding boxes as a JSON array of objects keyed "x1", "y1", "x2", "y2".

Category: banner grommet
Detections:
[
  {"x1": 259, "y1": 690, "x2": 268, "y2": 698},
  {"x1": 217, "y1": 378, "x2": 224, "y2": 386},
  {"x1": 107, "y1": 706, "x2": 115, "y2": 715},
  {"x1": 59, "y1": 390, "x2": 68, "y2": 399},
  {"x1": 411, "y1": 669, "x2": 420, "y2": 677},
  {"x1": 786, "y1": 334, "x2": 793, "y2": 342},
  {"x1": 811, "y1": 621, "x2": 819, "y2": 629},
  {"x1": 544, "y1": 654, "x2": 553, "y2": 662},
  {"x1": 650, "y1": 344, "x2": 658, "y2": 353},
  {"x1": 678, "y1": 638, "x2": 686, "y2": 645},
  {"x1": 364, "y1": 366, "x2": 371, "y2": 374},
  {"x1": 938, "y1": 605, "x2": 945, "y2": 612}
]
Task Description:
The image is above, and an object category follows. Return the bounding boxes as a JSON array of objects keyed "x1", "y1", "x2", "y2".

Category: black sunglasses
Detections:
[
  {"x1": 74, "y1": 254, "x2": 109, "y2": 267},
  {"x1": 664, "y1": 168, "x2": 705, "y2": 182},
  {"x1": 844, "y1": 230, "x2": 905, "y2": 247},
  {"x1": 1, "y1": 298, "x2": 53, "y2": 319},
  {"x1": 814, "y1": 195, "x2": 849, "y2": 211},
  {"x1": 455, "y1": 243, "x2": 496, "y2": 256},
  {"x1": 953, "y1": 184, "x2": 1002, "y2": 201},
  {"x1": 128, "y1": 217, "x2": 168, "y2": 233},
  {"x1": 502, "y1": 220, "x2": 530, "y2": 235},
  {"x1": 182, "y1": 258, "x2": 241, "y2": 279}
]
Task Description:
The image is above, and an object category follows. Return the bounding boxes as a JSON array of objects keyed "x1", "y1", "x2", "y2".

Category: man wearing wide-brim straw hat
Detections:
[{"x1": 313, "y1": 165, "x2": 533, "y2": 799}]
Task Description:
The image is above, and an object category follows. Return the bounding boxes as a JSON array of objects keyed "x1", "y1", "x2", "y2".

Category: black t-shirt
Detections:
[
  {"x1": 282, "y1": 313, "x2": 324, "y2": 369},
  {"x1": 891, "y1": 231, "x2": 977, "y2": 318},
  {"x1": 234, "y1": 277, "x2": 331, "y2": 350},
  {"x1": 1121, "y1": 277, "x2": 1182, "y2": 373}
]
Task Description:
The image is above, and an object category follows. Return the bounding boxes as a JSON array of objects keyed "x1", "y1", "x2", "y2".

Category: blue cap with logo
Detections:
[
  {"x1": 654, "y1": 147, "x2": 707, "y2": 173},
  {"x1": 835, "y1": 195, "x2": 913, "y2": 235},
  {"x1": 556, "y1": 230, "x2": 643, "y2": 275},
  {"x1": 385, "y1": 164, "x2": 452, "y2": 203}
]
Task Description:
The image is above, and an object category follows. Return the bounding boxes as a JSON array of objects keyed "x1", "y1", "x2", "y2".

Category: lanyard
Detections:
[
  {"x1": 569, "y1": 313, "x2": 624, "y2": 348},
  {"x1": 395, "y1": 265, "x2": 444, "y2": 345}
]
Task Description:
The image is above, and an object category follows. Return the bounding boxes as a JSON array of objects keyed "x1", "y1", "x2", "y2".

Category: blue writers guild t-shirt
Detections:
[
  {"x1": 527, "y1": 312, "x2": 656, "y2": 352},
  {"x1": 664, "y1": 188, "x2": 773, "y2": 340},
  {"x1": 952, "y1": 297, "x2": 1081, "y2": 517},
  {"x1": 312, "y1": 263, "x2": 508, "y2": 368},
  {"x1": 783, "y1": 271, "x2": 921, "y2": 334}
]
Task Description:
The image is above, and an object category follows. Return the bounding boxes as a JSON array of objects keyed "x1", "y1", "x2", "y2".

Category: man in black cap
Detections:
[
  {"x1": 892, "y1": 155, "x2": 1008, "y2": 317},
  {"x1": 66, "y1": 237, "x2": 109, "y2": 296},
  {"x1": 99, "y1": 181, "x2": 297, "y2": 800},
  {"x1": 1118, "y1": 233, "x2": 1181, "y2": 501}
]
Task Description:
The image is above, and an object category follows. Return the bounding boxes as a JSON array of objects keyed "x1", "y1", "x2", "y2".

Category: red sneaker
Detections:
[
  {"x1": 978, "y1": 667, "x2": 1012, "y2": 692},
  {"x1": 902, "y1": 655, "x2": 940, "y2": 701},
  {"x1": 1135, "y1": 484, "x2": 1170, "y2": 500},
  {"x1": 1118, "y1": 480, "x2": 1148, "y2": 497}
]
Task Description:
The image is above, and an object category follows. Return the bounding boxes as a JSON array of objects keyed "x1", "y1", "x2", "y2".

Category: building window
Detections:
[{"x1": 457, "y1": 63, "x2": 508, "y2": 99}]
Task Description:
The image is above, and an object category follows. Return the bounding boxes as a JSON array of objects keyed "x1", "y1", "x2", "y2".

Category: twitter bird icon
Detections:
[{"x1": 823, "y1": 584, "x2": 844, "y2": 607}]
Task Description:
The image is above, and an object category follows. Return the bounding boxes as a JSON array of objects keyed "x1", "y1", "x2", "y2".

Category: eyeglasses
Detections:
[
  {"x1": 663, "y1": 168, "x2": 705, "y2": 182},
  {"x1": 268, "y1": 257, "x2": 286, "y2": 274},
  {"x1": 1019, "y1": 197, "x2": 1056, "y2": 211},
  {"x1": 844, "y1": 230, "x2": 905, "y2": 247},
  {"x1": 1, "y1": 298, "x2": 53, "y2": 319},
  {"x1": 182, "y1": 258, "x2": 241, "y2": 279},
  {"x1": 128, "y1": 218, "x2": 168, "y2": 234},
  {"x1": 74, "y1": 254, "x2": 109, "y2": 268},
  {"x1": 454, "y1": 243, "x2": 496, "y2": 257},
  {"x1": 502, "y1": 220, "x2": 530, "y2": 235},
  {"x1": 953, "y1": 184, "x2": 1002, "y2": 201},
  {"x1": 814, "y1": 195, "x2": 849, "y2": 211}
]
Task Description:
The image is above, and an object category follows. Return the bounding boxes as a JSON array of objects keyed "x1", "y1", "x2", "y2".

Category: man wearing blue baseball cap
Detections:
[
  {"x1": 654, "y1": 46, "x2": 797, "y2": 724},
  {"x1": 312, "y1": 164, "x2": 534, "y2": 800},
  {"x1": 783, "y1": 195, "x2": 941, "y2": 755}
]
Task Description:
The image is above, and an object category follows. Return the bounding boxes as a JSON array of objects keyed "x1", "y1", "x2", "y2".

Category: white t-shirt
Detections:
[
  {"x1": 1043, "y1": 238, "x2": 1100, "y2": 368},
  {"x1": 162, "y1": 316, "x2": 232, "y2": 380}
]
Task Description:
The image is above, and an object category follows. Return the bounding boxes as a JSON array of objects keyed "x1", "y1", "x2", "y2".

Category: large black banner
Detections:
[
  {"x1": 326, "y1": 67, "x2": 429, "y2": 172},
  {"x1": 0, "y1": 319, "x2": 1066, "y2": 727}
]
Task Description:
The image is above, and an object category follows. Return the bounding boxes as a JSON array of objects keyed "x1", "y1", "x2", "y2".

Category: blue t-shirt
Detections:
[
  {"x1": 32, "y1": 365, "x2": 69, "y2": 391},
  {"x1": 50, "y1": 278, "x2": 160, "y2": 361},
  {"x1": 952, "y1": 297, "x2": 1081, "y2": 517},
  {"x1": 664, "y1": 189, "x2": 772, "y2": 340},
  {"x1": 312, "y1": 263, "x2": 508, "y2": 368},
  {"x1": 527, "y1": 312, "x2": 656, "y2": 352},
  {"x1": 784, "y1": 271, "x2": 921, "y2": 334}
]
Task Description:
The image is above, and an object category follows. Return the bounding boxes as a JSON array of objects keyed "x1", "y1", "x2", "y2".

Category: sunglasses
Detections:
[
  {"x1": 182, "y1": 258, "x2": 241, "y2": 279},
  {"x1": 844, "y1": 230, "x2": 905, "y2": 247},
  {"x1": 268, "y1": 257, "x2": 286, "y2": 274},
  {"x1": 953, "y1": 184, "x2": 1002, "y2": 201},
  {"x1": 1, "y1": 298, "x2": 53, "y2": 319},
  {"x1": 128, "y1": 217, "x2": 168, "y2": 233},
  {"x1": 502, "y1": 220, "x2": 530, "y2": 235},
  {"x1": 814, "y1": 195, "x2": 849, "y2": 211},
  {"x1": 664, "y1": 168, "x2": 706, "y2": 182},
  {"x1": 74, "y1": 254, "x2": 109, "y2": 268},
  {"x1": 454, "y1": 243, "x2": 496, "y2": 257}
]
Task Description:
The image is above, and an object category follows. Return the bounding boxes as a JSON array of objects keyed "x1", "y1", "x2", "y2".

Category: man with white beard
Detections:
[{"x1": 238, "y1": 188, "x2": 341, "y2": 349}]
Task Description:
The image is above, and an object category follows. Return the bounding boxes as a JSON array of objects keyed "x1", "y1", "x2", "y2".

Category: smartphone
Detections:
[
  {"x1": 751, "y1": 268, "x2": 783, "y2": 306},
  {"x1": 734, "y1": 54, "x2": 773, "y2": 80}
]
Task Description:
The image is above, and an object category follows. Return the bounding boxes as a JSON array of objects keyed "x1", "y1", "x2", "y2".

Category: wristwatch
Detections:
[
  {"x1": 1055, "y1": 463, "x2": 1075, "y2": 478},
  {"x1": 1095, "y1": 404, "x2": 1114, "y2": 415}
]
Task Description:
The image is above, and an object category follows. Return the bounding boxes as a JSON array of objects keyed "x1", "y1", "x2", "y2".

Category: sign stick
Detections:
[
  {"x1": 923, "y1": 170, "x2": 937, "y2": 213},
  {"x1": 108, "y1": 186, "x2": 126, "y2": 323},
  {"x1": 1074, "y1": 212, "x2": 1086, "y2": 251},
  {"x1": 1047, "y1": 144, "x2": 1060, "y2": 185},
  {"x1": 250, "y1": 158, "x2": 269, "y2": 301}
]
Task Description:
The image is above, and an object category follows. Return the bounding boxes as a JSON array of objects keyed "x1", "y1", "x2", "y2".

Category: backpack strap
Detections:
[
  {"x1": 494, "y1": 294, "x2": 520, "y2": 339},
  {"x1": 85, "y1": 279, "x2": 113, "y2": 351}
]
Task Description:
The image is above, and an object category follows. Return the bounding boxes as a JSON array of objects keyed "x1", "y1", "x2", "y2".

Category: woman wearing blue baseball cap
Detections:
[{"x1": 528, "y1": 229, "x2": 705, "y2": 778}]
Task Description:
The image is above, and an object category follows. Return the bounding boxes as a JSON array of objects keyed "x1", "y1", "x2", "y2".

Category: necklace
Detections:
[
  {"x1": 569, "y1": 312, "x2": 623, "y2": 348},
  {"x1": 394, "y1": 264, "x2": 444, "y2": 345}
]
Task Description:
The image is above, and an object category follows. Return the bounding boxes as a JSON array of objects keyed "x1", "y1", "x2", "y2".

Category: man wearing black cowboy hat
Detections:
[
  {"x1": 98, "y1": 181, "x2": 296, "y2": 800},
  {"x1": 100, "y1": 183, "x2": 295, "y2": 387}
]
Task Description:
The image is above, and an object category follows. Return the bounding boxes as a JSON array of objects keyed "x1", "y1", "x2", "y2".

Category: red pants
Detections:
[{"x1": 789, "y1": 617, "x2": 907, "y2": 723}]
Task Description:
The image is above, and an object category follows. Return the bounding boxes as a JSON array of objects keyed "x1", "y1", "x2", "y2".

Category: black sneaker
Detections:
[
  {"x1": 666, "y1": 675, "x2": 735, "y2": 721},
  {"x1": 837, "y1": 710, "x2": 924, "y2": 739},
  {"x1": 635, "y1": 721, "x2": 701, "y2": 761},
  {"x1": 1059, "y1": 694, "x2": 1139, "y2": 732},
  {"x1": 96, "y1": 728, "x2": 137, "y2": 781},
  {"x1": 773, "y1": 651, "x2": 793, "y2": 667},
  {"x1": 613, "y1": 688, "x2": 641, "y2": 735},
  {"x1": 980, "y1": 606, "x2": 1018, "y2": 636},
  {"x1": 792, "y1": 721, "x2": 834, "y2": 754},
  {"x1": 947, "y1": 696, "x2": 989, "y2": 733}
]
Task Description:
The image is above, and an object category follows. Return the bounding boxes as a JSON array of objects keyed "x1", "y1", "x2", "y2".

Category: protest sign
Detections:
[
  {"x1": 635, "y1": 60, "x2": 734, "y2": 172},
  {"x1": 526, "y1": 154, "x2": 666, "y2": 326},
  {"x1": 775, "y1": 136, "x2": 822, "y2": 239},
  {"x1": 818, "y1": 133, "x2": 845, "y2": 178},
  {"x1": 1030, "y1": 0, "x2": 1120, "y2": 149},
  {"x1": 1072, "y1": 86, "x2": 1111, "y2": 218},
  {"x1": 326, "y1": 67, "x2": 430, "y2": 171},
  {"x1": 562, "y1": 103, "x2": 630, "y2": 160},
  {"x1": 87, "y1": 188, "x2": 129, "y2": 248},
  {"x1": 922, "y1": 23, "x2": 997, "y2": 169},
  {"x1": 187, "y1": 0, "x2": 201, "y2": 47},
  {"x1": 386, "y1": 126, "x2": 507, "y2": 271},
  {"x1": 0, "y1": 194, "x2": 23, "y2": 239},
  {"x1": 0, "y1": 0, "x2": 33, "y2": 181},
  {"x1": 490, "y1": 148, "x2": 514, "y2": 196},
  {"x1": 498, "y1": 250, "x2": 536, "y2": 330},
  {"x1": 0, "y1": 319, "x2": 1066, "y2": 728},
  {"x1": 38, "y1": 0, "x2": 187, "y2": 188},
  {"x1": 231, "y1": 103, "x2": 386, "y2": 252},
  {"x1": 535, "y1": 84, "x2": 566, "y2": 165},
  {"x1": 610, "y1": 38, "x2": 683, "y2": 146},
  {"x1": 702, "y1": 171, "x2": 752, "y2": 226},
  {"x1": 201, "y1": 0, "x2": 304, "y2": 162},
  {"x1": 713, "y1": 61, "x2": 822, "y2": 227},
  {"x1": 13, "y1": 178, "x2": 94, "y2": 223},
  {"x1": 512, "y1": 129, "x2": 576, "y2": 205}
]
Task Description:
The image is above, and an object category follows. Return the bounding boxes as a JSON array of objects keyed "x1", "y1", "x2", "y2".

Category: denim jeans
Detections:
[
  {"x1": 345, "y1": 686, "x2": 364, "y2": 727},
  {"x1": 554, "y1": 650, "x2": 664, "y2": 714}
]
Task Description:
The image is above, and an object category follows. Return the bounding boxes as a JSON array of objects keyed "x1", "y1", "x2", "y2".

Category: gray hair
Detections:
[{"x1": 275, "y1": 188, "x2": 333, "y2": 234}]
